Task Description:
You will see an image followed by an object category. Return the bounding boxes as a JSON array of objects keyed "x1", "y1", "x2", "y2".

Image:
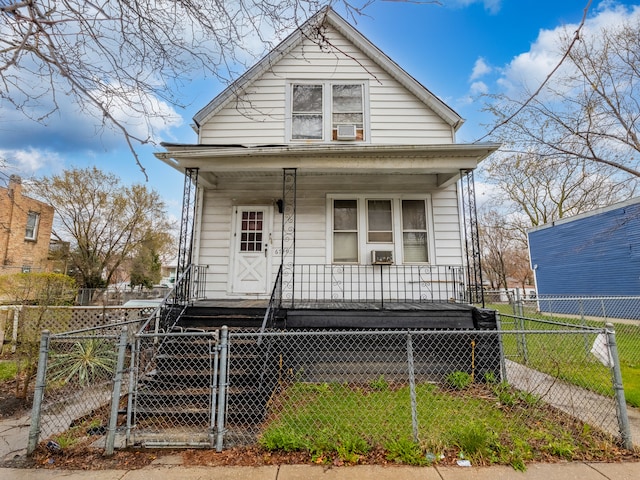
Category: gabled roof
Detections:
[{"x1": 193, "y1": 7, "x2": 463, "y2": 130}]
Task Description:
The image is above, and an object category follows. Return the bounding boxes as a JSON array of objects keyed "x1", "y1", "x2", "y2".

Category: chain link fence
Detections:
[
  {"x1": 26, "y1": 319, "x2": 145, "y2": 456},
  {"x1": 487, "y1": 292, "x2": 640, "y2": 408},
  {"x1": 28, "y1": 321, "x2": 636, "y2": 462},
  {"x1": 218, "y1": 327, "x2": 631, "y2": 453}
]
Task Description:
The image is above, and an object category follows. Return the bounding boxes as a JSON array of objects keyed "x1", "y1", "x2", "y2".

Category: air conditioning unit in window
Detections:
[
  {"x1": 371, "y1": 250, "x2": 393, "y2": 265},
  {"x1": 336, "y1": 124, "x2": 357, "y2": 140}
]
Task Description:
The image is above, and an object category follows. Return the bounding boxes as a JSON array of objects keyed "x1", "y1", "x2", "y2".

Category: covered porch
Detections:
[
  {"x1": 158, "y1": 142, "x2": 498, "y2": 313},
  {"x1": 177, "y1": 263, "x2": 480, "y2": 331}
]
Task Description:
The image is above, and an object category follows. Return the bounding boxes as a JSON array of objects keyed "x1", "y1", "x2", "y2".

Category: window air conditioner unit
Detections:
[
  {"x1": 371, "y1": 250, "x2": 393, "y2": 265},
  {"x1": 336, "y1": 124, "x2": 357, "y2": 140}
]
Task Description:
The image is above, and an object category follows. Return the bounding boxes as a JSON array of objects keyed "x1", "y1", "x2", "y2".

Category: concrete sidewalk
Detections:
[{"x1": 1, "y1": 462, "x2": 639, "y2": 480}]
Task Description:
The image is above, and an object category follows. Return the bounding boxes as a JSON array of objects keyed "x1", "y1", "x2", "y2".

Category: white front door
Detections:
[{"x1": 230, "y1": 206, "x2": 272, "y2": 295}]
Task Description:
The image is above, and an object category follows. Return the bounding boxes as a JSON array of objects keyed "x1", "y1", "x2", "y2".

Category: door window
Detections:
[{"x1": 240, "y1": 211, "x2": 263, "y2": 252}]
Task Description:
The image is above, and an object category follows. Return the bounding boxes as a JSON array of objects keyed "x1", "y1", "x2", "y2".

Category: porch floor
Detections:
[
  {"x1": 191, "y1": 299, "x2": 473, "y2": 312},
  {"x1": 187, "y1": 299, "x2": 476, "y2": 330}
]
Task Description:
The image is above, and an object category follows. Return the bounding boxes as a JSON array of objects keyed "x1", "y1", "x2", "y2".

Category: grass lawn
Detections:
[
  {"x1": 259, "y1": 381, "x2": 625, "y2": 470},
  {"x1": 489, "y1": 303, "x2": 640, "y2": 408},
  {"x1": 0, "y1": 359, "x2": 17, "y2": 382}
]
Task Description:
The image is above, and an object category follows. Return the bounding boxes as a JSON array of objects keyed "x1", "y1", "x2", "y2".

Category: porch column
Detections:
[
  {"x1": 280, "y1": 168, "x2": 297, "y2": 308},
  {"x1": 176, "y1": 167, "x2": 199, "y2": 302},
  {"x1": 460, "y1": 168, "x2": 484, "y2": 307}
]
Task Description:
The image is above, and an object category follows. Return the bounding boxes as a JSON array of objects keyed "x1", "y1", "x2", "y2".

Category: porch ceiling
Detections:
[{"x1": 156, "y1": 142, "x2": 500, "y2": 187}]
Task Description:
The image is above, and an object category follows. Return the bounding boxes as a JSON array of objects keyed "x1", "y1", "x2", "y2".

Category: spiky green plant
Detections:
[{"x1": 49, "y1": 338, "x2": 117, "y2": 387}]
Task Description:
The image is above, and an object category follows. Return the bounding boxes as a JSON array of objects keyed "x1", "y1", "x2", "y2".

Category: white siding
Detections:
[
  {"x1": 197, "y1": 174, "x2": 462, "y2": 298},
  {"x1": 199, "y1": 25, "x2": 453, "y2": 146}
]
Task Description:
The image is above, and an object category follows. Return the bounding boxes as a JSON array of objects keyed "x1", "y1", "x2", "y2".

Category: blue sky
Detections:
[{"x1": 1, "y1": 0, "x2": 639, "y2": 220}]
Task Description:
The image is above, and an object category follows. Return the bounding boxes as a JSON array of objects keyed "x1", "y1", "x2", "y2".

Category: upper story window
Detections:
[
  {"x1": 292, "y1": 84, "x2": 323, "y2": 139},
  {"x1": 332, "y1": 84, "x2": 364, "y2": 141},
  {"x1": 289, "y1": 81, "x2": 367, "y2": 142},
  {"x1": 25, "y1": 212, "x2": 39, "y2": 240}
]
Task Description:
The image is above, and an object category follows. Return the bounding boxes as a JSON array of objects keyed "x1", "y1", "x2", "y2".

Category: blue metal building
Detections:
[{"x1": 527, "y1": 197, "x2": 640, "y2": 318}]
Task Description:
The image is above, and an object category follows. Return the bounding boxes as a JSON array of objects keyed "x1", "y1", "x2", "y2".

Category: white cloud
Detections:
[
  {"x1": 470, "y1": 57, "x2": 492, "y2": 81},
  {"x1": 497, "y1": 3, "x2": 640, "y2": 96},
  {"x1": 0, "y1": 148, "x2": 64, "y2": 177},
  {"x1": 92, "y1": 84, "x2": 184, "y2": 144},
  {"x1": 470, "y1": 81, "x2": 489, "y2": 95}
]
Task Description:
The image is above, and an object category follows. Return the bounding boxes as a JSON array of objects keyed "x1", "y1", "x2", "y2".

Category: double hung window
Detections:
[
  {"x1": 401, "y1": 200, "x2": 429, "y2": 263},
  {"x1": 331, "y1": 84, "x2": 364, "y2": 140},
  {"x1": 290, "y1": 82, "x2": 366, "y2": 141},
  {"x1": 333, "y1": 200, "x2": 358, "y2": 263},
  {"x1": 330, "y1": 197, "x2": 431, "y2": 264},
  {"x1": 25, "y1": 212, "x2": 39, "y2": 240},
  {"x1": 292, "y1": 85, "x2": 323, "y2": 139},
  {"x1": 367, "y1": 200, "x2": 392, "y2": 243}
]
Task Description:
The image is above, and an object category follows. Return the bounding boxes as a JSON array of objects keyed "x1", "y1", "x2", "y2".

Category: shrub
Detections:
[{"x1": 444, "y1": 371, "x2": 472, "y2": 390}]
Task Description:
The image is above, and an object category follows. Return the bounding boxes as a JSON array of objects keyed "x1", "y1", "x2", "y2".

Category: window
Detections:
[
  {"x1": 333, "y1": 200, "x2": 358, "y2": 263},
  {"x1": 25, "y1": 212, "x2": 39, "y2": 240},
  {"x1": 332, "y1": 84, "x2": 364, "y2": 140},
  {"x1": 290, "y1": 82, "x2": 366, "y2": 141},
  {"x1": 329, "y1": 196, "x2": 431, "y2": 265},
  {"x1": 367, "y1": 200, "x2": 392, "y2": 242},
  {"x1": 292, "y1": 84, "x2": 323, "y2": 140},
  {"x1": 402, "y1": 200, "x2": 429, "y2": 263},
  {"x1": 239, "y1": 211, "x2": 263, "y2": 252}
]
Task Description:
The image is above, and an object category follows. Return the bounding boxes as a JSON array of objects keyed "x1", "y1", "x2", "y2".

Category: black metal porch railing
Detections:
[
  {"x1": 291, "y1": 264, "x2": 467, "y2": 307},
  {"x1": 138, "y1": 264, "x2": 209, "y2": 334}
]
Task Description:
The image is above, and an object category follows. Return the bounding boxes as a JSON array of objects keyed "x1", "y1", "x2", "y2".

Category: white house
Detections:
[
  {"x1": 129, "y1": 10, "x2": 502, "y2": 444},
  {"x1": 156, "y1": 8, "x2": 498, "y2": 325}
]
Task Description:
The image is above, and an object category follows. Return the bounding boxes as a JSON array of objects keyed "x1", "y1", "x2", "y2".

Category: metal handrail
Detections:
[
  {"x1": 259, "y1": 264, "x2": 283, "y2": 341},
  {"x1": 137, "y1": 264, "x2": 207, "y2": 334}
]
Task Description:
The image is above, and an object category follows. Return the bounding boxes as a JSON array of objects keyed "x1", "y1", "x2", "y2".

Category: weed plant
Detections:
[{"x1": 259, "y1": 380, "x2": 618, "y2": 470}]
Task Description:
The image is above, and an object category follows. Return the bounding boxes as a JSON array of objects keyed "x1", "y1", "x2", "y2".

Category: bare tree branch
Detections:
[{"x1": 477, "y1": 0, "x2": 593, "y2": 143}]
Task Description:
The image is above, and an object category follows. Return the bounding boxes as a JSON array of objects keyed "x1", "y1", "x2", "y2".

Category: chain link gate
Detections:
[
  {"x1": 27, "y1": 322, "x2": 635, "y2": 457},
  {"x1": 126, "y1": 329, "x2": 221, "y2": 448}
]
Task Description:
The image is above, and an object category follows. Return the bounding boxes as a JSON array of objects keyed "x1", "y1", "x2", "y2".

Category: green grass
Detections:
[
  {"x1": 0, "y1": 359, "x2": 18, "y2": 382},
  {"x1": 489, "y1": 303, "x2": 640, "y2": 407},
  {"x1": 259, "y1": 381, "x2": 619, "y2": 469}
]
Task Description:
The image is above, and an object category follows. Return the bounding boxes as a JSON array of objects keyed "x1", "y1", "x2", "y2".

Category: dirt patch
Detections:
[
  {"x1": 4, "y1": 439, "x2": 636, "y2": 471},
  {"x1": 0, "y1": 377, "x2": 31, "y2": 419}
]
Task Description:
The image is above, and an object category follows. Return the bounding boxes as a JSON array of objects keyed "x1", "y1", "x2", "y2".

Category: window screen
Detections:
[
  {"x1": 333, "y1": 200, "x2": 358, "y2": 262},
  {"x1": 292, "y1": 84, "x2": 323, "y2": 139},
  {"x1": 402, "y1": 200, "x2": 428, "y2": 262}
]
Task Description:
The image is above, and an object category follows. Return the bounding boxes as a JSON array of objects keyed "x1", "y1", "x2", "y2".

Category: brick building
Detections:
[{"x1": 0, "y1": 175, "x2": 55, "y2": 273}]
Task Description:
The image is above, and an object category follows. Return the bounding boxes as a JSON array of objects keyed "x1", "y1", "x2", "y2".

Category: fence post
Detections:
[
  {"x1": 516, "y1": 315, "x2": 529, "y2": 365},
  {"x1": 125, "y1": 335, "x2": 138, "y2": 446},
  {"x1": 495, "y1": 313, "x2": 508, "y2": 383},
  {"x1": 105, "y1": 326, "x2": 128, "y2": 456},
  {"x1": 406, "y1": 332, "x2": 419, "y2": 443},
  {"x1": 215, "y1": 326, "x2": 229, "y2": 452},
  {"x1": 605, "y1": 323, "x2": 633, "y2": 450},
  {"x1": 11, "y1": 306, "x2": 20, "y2": 353},
  {"x1": 209, "y1": 332, "x2": 220, "y2": 448},
  {"x1": 514, "y1": 289, "x2": 524, "y2": 317},
  {"x1": 27, "y1": 330, "x2": 51, "y2": 455}
]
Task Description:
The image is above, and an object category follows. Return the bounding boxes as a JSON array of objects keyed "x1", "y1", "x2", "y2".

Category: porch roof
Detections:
[{"x1": 155, "y1": 142, "x2": 500, "y2": 188}]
